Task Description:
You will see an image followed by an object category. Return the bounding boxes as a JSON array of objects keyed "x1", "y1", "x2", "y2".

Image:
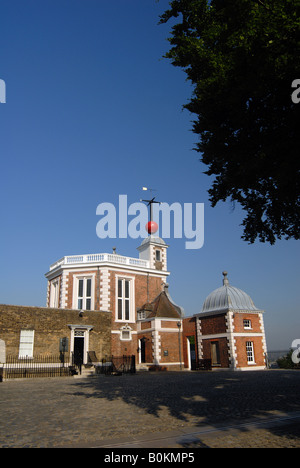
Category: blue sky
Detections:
[{"x1": 0, "y1": 0, "x2": 299, "y2": 351}]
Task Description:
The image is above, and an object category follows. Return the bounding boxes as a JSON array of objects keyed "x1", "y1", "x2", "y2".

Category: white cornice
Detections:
[{"x1": 45, "y1": 262, "x2": 170, "y2": 279}]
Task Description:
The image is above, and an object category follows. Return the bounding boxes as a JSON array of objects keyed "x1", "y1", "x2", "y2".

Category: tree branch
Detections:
[{"x1": 256, "y1": 0, "x2": 270, "y2": 10}]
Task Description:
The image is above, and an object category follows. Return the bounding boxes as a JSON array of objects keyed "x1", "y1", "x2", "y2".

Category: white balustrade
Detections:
[{"x1": 49, "y1": 253, "x2": 149, "y2": 271}]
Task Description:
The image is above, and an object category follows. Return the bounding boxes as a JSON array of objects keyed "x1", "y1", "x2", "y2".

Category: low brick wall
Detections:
[{"x1": 0, "y1": 304, "x2": 111, "y2": 359}]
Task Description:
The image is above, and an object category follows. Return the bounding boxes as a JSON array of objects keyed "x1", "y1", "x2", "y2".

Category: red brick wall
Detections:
[
  {"x1": 235, "y1": 336, "x2": 266, "y2": 368},
  {"x1": 159, "y1": 331, "x2": 182, "y2": 363},
  {"x1": 109, "y1": 270, "x2": 163, "y2": 357},
  {"x1": 64, "y1": 268, "x2": 164, "y2": 315},
  {"x1": 202, "y1": 337, "x2": 230, "y2": 367},
  {"x1": 65, "y1": 270, "x2": 97, "y2": 310},
  {"x1": 141, "y1": 321, "x2": 151, "y2": 330},
  {"x1": 183, "y1": 313, "x2": 266, "y2": 370},
  {"x1": 161, "y1": 320, "x2": 178, "y2": 328},
  {"x1": 109, "y1": 270, "x2": 163, "y2": 327},
  {"x1": 233, "y1": 313, "x2": 262, "y2": 333},
  {"x1": 200, "y1": 314, "x2": 227, "y2": 335},
  {"x1": 138, "y1": 333, "x2": 153, "y2": 363},
  {"x1": 111, "y1": 332, "x2": 138, "y2": 357}
]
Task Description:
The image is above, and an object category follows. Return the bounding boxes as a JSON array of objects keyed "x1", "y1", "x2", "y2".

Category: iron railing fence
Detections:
[
  {"x1": 0, "y1": 353, "x2": 136, "y2": 380},
  {"x1": 1, "y1": 353, "x2": 72, "y2": 380},
  {"x1": 97, "y1": 355, "x2": 136, "y2": 375},
  {"x1": 196, "y1": 359, "x2": 212, "y2": 370}
]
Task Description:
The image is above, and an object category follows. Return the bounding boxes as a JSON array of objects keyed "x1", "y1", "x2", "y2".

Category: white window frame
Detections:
[
  {"x1": 19, "y1": 330, "x2": 35, "y2": 358},
  {"x1": 73, "y1": 274, "x2": 95, "y2": 311},
  {"x1": 50, "y1": 278, "x2": 60, "y2": 308},
  {"x1": 115, "y1": 275, "x2": 135, "y2": 323},
  {"x1": 137, "y1": 310, "x2": 146, "y2": 321},
  {"x1": 243, "y1": 319, "x2": 252, "y2": 329},
  {"x1": 155, "y1": 249, "x2": 161, "y2": 261},
  {"x1": 120, "y1": 325, "x2": 132, "y2": 341},
  {"x1": 246, "y1": 341, "x2": 255, "y2": 364}
]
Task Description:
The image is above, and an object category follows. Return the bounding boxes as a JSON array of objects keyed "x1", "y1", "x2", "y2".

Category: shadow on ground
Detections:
[
  {"x1": 69, "y1": 369, "x2": 300, "y2": 446},
  {"x1": 1, "y1": 369, "x2": 300, "y2": 447}
]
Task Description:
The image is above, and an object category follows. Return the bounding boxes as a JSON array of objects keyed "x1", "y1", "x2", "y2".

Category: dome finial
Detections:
[{"x1": 222, "y1": 271, "x2": 229, "y2": 286}]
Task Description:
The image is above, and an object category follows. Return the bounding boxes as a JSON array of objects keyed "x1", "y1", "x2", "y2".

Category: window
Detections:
[
  {"x1": 121, "y1": 330, "x2": 131, "y2": 340},
  {"x1": 120, "y1": 325, "x2": 132, "y2": 341},
  {"x1": 155, "y1": 250, "x2": 161, "y2": 262},
  {"x1": 243, "y1": 319, "x2": 252, "y2": 329},
  {"x1": 76, "y1": 277, "x2": 93, "y2": 310},
  {"x1": 246, "y1": 341, "x2": 255, "y2": 364},
  {"x1": 117, "y1": 278, "x2": 132, "y2": 321},
  {"x1": 137, "y1": 310, "x2": 146, "y2": 320},
  {"x1": 50, "y1": 278, "x2": 59, "y2": 308},
  {"x1": 19, "y1": 330, "x2": 35, "y2": 358}
]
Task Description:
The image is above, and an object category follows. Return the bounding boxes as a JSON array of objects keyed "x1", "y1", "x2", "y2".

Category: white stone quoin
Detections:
[{"x1": 0, "y1": 339, "x2": 6, "y2": 364}]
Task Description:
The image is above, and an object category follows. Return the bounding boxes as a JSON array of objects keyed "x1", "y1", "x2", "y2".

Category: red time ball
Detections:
[{"x1": 146, "y1": 221, "x2": 158, "y2": 234}]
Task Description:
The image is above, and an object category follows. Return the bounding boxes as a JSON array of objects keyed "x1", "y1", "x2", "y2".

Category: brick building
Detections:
[
  {"x1": 0, "y1": 236, "x2": 267, "y2": 372},
  {"x1": 0, "y1": 305, "x2": 111, "y2": 362},
  {"x1": 183, "y1": 271, "x2": 267, "y2": 371},
  {"x1": 137, "y1": 283, "x2": 184, "y2": 370},
  {"x1": 44, "y1": 236, "x2": 185, "y2": 369}
]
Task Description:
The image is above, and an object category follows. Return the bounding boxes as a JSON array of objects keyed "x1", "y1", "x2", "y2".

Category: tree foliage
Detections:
[
  {"x1": 160, "y1": 0, "x2": 300, "y2": 243},
  {"x1": 277, "y1": 350, "x2": 300, "y2": 369}
]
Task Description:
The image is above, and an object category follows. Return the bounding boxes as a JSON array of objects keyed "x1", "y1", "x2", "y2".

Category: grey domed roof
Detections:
[{"x1": 201, "y1": 272, "x2": 261, "y2": 313}]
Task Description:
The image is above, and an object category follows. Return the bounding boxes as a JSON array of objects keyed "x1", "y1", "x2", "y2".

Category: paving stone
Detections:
[{"x1": 0, "y1": 370, "x2": 299, "y2": 448}]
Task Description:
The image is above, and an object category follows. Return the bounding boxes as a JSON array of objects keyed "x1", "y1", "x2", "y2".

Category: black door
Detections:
[
  {"x1": 74, "y1": 337, "x2": 84, "y2": 366},
  {"x1": 140, "y1": 338, "x2": 146, "y2": 363}
]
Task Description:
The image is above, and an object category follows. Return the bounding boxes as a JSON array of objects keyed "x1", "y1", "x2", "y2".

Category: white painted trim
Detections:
[
  {"x1": 159, "y1": 362, "x2": 184, "y2": 366},
  {"x1": 226, "y1": 311, "x2": 237, "y2": 367},
  {"x1": 259, "y1": 312, "x2": 268, "y2": 359},
  {"x1": 135, "y1": 326, "x2": 181, "y2": 334},
  {"x1": 187, "y1": 337, "x2": 191, "y2": 370},
  {"x1": 49, "y1": 277, "x2": 60, "y2": 308},
  {"x1": 197, "y1": 318, "x2": 203, "y2": 360},
  {"x1": 115, "y1": 274, "x2": 136, "y2": 324},
  {"x1": 68, "y1": 325, "x2": 93, "y2": 365},
  {"x1": 60, "y1": 270, "x2": 68, "y2": 309},
  {"x1": 46, "y1": 258, "x2": 170, "y2": 279},
  {"x1": 152, "y1": 329, "x2": 161, "y2": 365},
  {"x1": 72, "y1": 273, "x2": 95, "y2": 310},
  {"x1": 236, "y1": 366, "x2": 266, "y2": 371},
  {"x1": 100, "y1": 268, "x2": 111, "y2": 311},
  {"x1": 200, "y1": 332, "x2": 265, "y2": 340}
]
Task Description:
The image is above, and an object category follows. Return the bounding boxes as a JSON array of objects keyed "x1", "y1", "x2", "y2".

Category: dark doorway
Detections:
[
  {"x1": 140, "y1": 338, "x2": 146, "y2": 363},
  {"x1": 74, "y1": 337, "x2": 84, "y2": 366}
]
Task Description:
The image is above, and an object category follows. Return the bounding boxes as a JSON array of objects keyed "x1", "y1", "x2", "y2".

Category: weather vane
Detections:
[{"x1": 141, "y1": 187, "x2": 160, "y2": 235}]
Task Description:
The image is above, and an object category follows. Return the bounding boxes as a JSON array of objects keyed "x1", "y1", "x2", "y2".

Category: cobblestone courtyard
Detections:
[{"x1": 0, "y1": 370, "x2": 300, "y2": 448}]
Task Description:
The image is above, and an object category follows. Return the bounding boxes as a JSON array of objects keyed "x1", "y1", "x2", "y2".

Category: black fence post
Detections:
[{"x1": 131, "y1": 355, "x2": 136, "y2": 373}]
